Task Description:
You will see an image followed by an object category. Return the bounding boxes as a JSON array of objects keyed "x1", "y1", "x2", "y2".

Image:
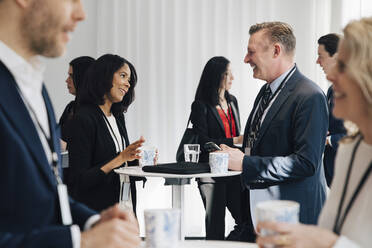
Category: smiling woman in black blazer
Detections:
[
  {"x1": 68, "y1": 54, "x2": 144, "y2": 213},
  {"x1": 191, "y1": 56, "x2": 251, "y2": 241}
]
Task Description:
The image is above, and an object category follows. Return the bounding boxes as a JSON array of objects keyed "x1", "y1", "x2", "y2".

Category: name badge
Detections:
[
  {"x1": 57, "y1": 184, "x2": 72, "y2": 225},
  {"x1": 245, "y1": 147, "x2": 251, "y2": 156}
]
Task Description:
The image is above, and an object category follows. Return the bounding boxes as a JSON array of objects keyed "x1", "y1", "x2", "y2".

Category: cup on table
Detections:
[
  {"x1": 144, "y1": 209, "x2": 181, "y2": 248},
  {"x1": 256, "y1": 200, "x2": 299, "y2": 237},
  {"x1": 209, "y1": 152, "x2": 229, "y2": 173},
  {"x1": 183, "y1": 144, "x2": 200, "y2": 163},
  {"x1": 139, "y1": 146, "x2": 157, "y2": 166}
]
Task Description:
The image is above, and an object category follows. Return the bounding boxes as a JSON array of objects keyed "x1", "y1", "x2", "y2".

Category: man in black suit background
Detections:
[
  {"x1": 316, "y1": 33, "x2": 347, "y2": 187},
  {"x1": 0, "y1": 0, "x2": 140, "y2": 247},
  {"x1": 221, "y1": 22, "x2": 328, "y2": 226}
]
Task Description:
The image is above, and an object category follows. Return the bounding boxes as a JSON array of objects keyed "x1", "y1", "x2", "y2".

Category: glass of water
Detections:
[{"x1": 184, "y1": 144, "x2": 200, "y2": 163}]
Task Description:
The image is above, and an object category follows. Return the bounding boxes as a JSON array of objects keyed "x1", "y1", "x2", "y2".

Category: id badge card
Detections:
[
  {"x1": 57, "y1": 184, "x2": 72, "y2": 225},
  {"x1": 245, "y1": 147, "x2": 251, "y2": 156}
]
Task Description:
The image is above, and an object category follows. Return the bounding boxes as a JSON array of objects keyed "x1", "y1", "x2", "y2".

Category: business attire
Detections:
[
  {"x1": 59, "y1": 100, "x2": 76, "y2": 143},
  {"x1": 318, "y1": 135, "x2": 372, "y2": 247},
  {"x1": 68, "y1": 104, "x2": 138, "y2": 212},
  {"x1": 323, "y1": 85, "x2": 347, "y2": 187},
  {"x1": 0, "y1": 42, "x2": 96, "y2": 248},
  {"x1": 242, "y1": 66, "x2": 328, "y2": 225},
  {"x1": 191, "y1": 95, "x2": 252, "y2": 241}
]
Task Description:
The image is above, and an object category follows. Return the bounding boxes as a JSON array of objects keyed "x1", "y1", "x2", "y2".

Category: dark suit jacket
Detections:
[
  {"x1": 242, "y1": 68, "x2": 328, "y2": 224},
  {"x1": 191, "y1": 95, "x2": 241, "y2": 183},
  {"x1": 323, "y1": 86, "x2": 346, "y2": 186},
  {"x1": 68, "y1": 104, "x2": 138, "y2": 212},
  {"x1": 0, "y1": 62, "x2": 96, "y2": 248},
  {"x1": 59, "y1": 100, "x2": 76, "y2": 143}
]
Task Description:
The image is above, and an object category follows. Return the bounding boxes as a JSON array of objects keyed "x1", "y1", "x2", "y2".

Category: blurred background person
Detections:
[
  {"x1": 257, "y1": 17, "x2": 372, "y2": 248},
  {"x1": 68, "y1": 54, "x2": 144, "y2": 213},
  {"x1": 190, "y1": 56, "x2": 254, "y2": 241},
  {"x1": 59, "y1": 56, "x2": 95, "y2": 150},
  {"x1": 317, "y1": 34, "x2": 347, "y2": 187}
]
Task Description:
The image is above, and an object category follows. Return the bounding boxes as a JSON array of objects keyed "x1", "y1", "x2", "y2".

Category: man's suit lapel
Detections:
[
  {"x1": 0, "y1": 62, "x2": 56, "y2": 188},
  {"x1": 253, "y1": 71, "x2": 299, "y2": 150},
  {"x1": 42, "y1": 85, "x2": 63, "y2": 178},
  {"x1": 242, "y1": 85, "x2": 266, "y2": 148}
]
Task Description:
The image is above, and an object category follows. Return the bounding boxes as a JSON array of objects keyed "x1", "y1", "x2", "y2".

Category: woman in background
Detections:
[
  {"x1": 191, "y1": 56, "x2": 254, "y2": 241},
  {"x1": 257, "y1": 17, "x2": 372, "y2": 248},
  {"x1": 60, "y1": 56, "x2": 95, "y2": 149},
  {"x1": 68, "y1": 54, "x2": 144, "y2": 213}
]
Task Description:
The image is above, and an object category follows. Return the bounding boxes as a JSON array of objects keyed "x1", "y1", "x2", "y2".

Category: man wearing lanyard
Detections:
[
  {"x1": 221, "y1": 22, "x2": 328, "y2": 228},
  {"x1": 0, "y1": 0, "x2": 140, "y2": 248}
]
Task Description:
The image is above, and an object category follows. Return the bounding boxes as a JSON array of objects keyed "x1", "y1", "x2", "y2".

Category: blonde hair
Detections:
[
  {"x1": 343, "y1": 17, "x2": 372, "y2": 107},
  {"x1": 340, "y1": 17, "x2": 372, "y2": 141}
]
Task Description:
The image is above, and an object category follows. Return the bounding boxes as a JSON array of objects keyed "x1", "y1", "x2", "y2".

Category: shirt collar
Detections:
[
  {"x1": 268, "y1": 64, "x2": 295, "y2": 93},
  {"x1": 0, "y1": 40, "x2": 45, "y2": 91}
]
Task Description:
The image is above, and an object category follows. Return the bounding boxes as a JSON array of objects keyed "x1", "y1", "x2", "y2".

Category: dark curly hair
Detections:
[{"x1": 79, "y1": 54, "x2": 137, "y2": 114}]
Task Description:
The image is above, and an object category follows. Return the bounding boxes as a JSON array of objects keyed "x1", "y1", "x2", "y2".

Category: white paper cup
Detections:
[
  {"x1": 209, "y1": 152, "x2": 229, "y2": 173},
  {"x1": 139, "y1": 146, "x2": 157, "y2": 166},
  {"x1": 144, "y1": 209, "x2": 181, "y2": 248},
  {"x1": 184, "y1": 144, "x2": 200, "y2": 162},
  {"x1": 256, "y1": 200, "x2": 299, "y2": 236}
]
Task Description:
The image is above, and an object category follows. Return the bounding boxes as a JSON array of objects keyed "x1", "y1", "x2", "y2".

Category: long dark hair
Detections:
[
  {"x1": 79, "y1": 54, "x2": 137, "y2": 114},
  {"x1": 69, "y1": 56, "x2": 95, "y2": 92},
  {"x1": 194, "y1": 56, "x2": 231, "y2": 106}
]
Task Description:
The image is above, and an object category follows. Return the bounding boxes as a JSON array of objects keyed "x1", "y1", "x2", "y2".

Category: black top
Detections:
[
  {"x1": 68, "y1": 104, "x2": 138, "y2": 212},
  {"x1": 190, "y1": 94, "x2": 240, "y2": 183},
  {"x1": 59, "y1": 100, "x2": 76, "y2": 144}
]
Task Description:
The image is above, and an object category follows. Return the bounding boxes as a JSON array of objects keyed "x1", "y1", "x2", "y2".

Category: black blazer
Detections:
[
  {"x1": 59, "y1": 100, "x2": 76, "y2": 143},
  {"x1": 68, "y1": 104, "x2": 137, "y2": 212},
  {"x1": 190, "y1": 94, "x2": 241, "y2": 183}
]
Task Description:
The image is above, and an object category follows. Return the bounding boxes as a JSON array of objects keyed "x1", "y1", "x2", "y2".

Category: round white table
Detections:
[
  {"x1": 141, "y1": 240, "x2": 257, "y2": 248},
  {"x1": 115, "y1": 166, "x2": 241, "y2": 240}
]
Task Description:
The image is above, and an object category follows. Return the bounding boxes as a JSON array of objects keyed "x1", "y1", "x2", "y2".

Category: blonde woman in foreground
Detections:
[{"x1": 257, "y1": 17, "x2": 372, "y2": 248}]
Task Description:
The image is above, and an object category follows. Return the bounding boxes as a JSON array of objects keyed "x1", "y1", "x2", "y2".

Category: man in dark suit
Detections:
[
  {"x1": 316, "y1": 33, "x2": 347, "y2": 187},
  {"x1": 0, "y1": 0, "x2": 140, "y2": 247},
  {"x1": 221, "y1": 22, "x2": 328, "y2": 225}
]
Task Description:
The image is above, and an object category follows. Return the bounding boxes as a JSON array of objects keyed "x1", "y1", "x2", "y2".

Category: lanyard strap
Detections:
[
  {"x1": 15, "y1": 84, "x2": 62, "y2": 184},
  {"x1": 333, "y1": 136, "x2": 372, "y2": 234},
  {"x1": 101, "y1": 112, "x2": 125, "y2": 153},
  {"x1": 248, "y1": 65, "x2": 296, "y2": 141},
  {"x1": 218, "y1": 103, "x2": 234, "y2": 137}
]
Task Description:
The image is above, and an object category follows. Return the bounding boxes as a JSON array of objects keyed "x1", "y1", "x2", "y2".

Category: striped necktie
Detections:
[{"x1": 251, "y1": 85, "x2": 272, "y2": 137}]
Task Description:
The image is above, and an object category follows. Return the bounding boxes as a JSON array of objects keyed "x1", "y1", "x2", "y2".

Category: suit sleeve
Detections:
[
  {"x1": 242, "y1": 91, "x2": 328, "y2": 185},
  {"x1": 68, "y1": 113, "x2": 116, "y2": 191},
  {"x1": 0, "y1": 226, "x2": 75, "y2": 248},
  {"x1": 190, "y1": 100, "x2": 234, "y2": 148}
]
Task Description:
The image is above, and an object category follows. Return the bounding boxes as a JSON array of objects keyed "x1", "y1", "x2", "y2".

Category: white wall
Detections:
[{"x1": 43, "y1": 0, "x2": 372, "y2": 237}]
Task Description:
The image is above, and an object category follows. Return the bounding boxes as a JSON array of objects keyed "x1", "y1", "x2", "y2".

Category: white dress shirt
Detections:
[{"x1": 0, "y1": 41, "x2": 99, "y2": 248}]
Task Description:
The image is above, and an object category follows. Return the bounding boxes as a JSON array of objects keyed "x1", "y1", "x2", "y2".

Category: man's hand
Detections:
[
  {"x1": 81, "y1": 210, "x2": 140, "y2": 248},
  {"x1": 220, "y1": 144, "x2": 244, "y2": 171}
]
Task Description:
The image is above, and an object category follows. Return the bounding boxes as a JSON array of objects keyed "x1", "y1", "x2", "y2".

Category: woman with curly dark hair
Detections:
[{"x1": 68, "y1": 54, "x2": 144, "y2": 213}]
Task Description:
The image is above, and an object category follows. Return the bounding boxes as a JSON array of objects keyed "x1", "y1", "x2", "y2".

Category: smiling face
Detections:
[
  {"x1": 327, "y1": 40, "x2": 369, "y2": 123},
  {"x1": 220, "y1": 64, "x2": 234, "y2": 91},
  {"x1": 20, "y1": 0, "x2": 85, "y2": 57},
  {"x1": 316, "y1": 44, "x2": 336, "y2": 75},
  {"x1": 244, "y1": 30, "x2": 276, "y2": 83},
  {"x1": 65, "y1": 65, "x2": 76, "y2": 95},
  {"x1": 106, "y1": 64, "x2": 131, "y2": 104}
]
